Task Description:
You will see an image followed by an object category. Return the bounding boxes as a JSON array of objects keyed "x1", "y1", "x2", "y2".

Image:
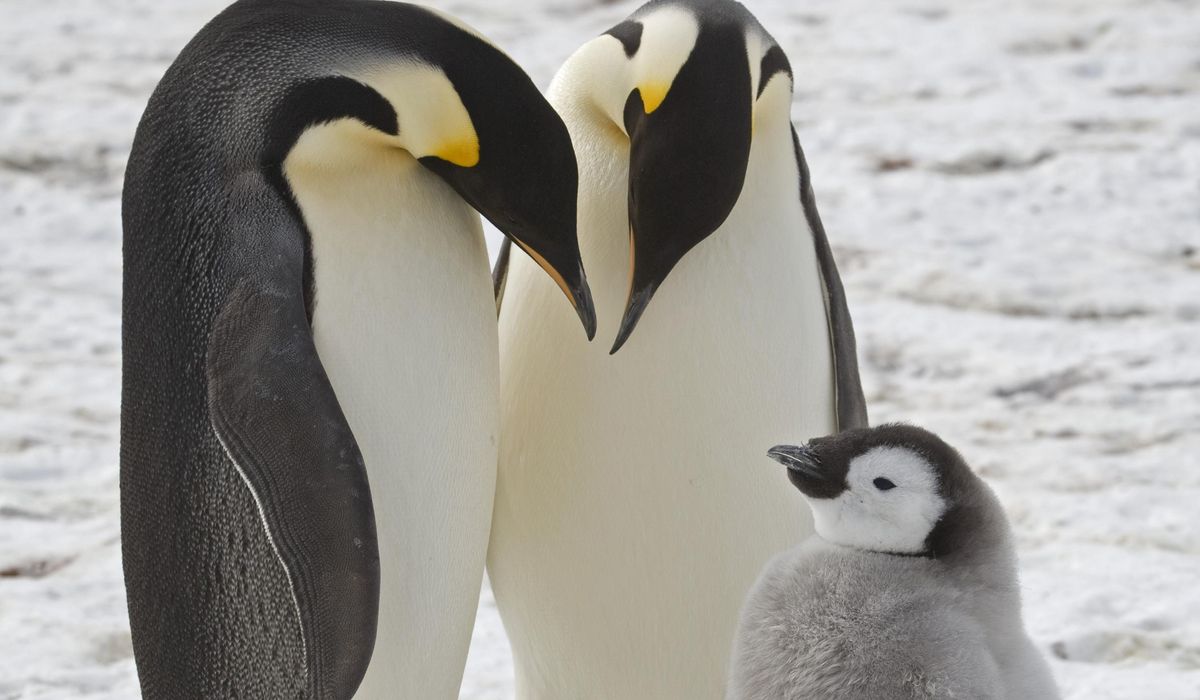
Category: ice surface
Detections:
[{"x1": 1, "y1": 0, "x2": 1197, "y2": 698}]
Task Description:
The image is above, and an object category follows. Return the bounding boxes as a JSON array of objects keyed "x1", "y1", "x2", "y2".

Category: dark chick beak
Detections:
[
  {"x1": 767, "y1": 444, "x2": 843, "y2": 499},
  {"x1": 767, "y1": 444, "x2": 822, "y2": 477},
  {"x1": 610, "y1": 24, "x2": 753, "y2": 354}
]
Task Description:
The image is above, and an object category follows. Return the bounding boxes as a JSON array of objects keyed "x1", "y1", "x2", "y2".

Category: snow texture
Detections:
[{"x1": 1, "y1": 0, "x2": 1197, "y2": 698}]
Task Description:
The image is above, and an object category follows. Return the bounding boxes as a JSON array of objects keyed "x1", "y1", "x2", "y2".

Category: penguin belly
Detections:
[
  {"x1": 287, "y1": 137, "x2": 498, "y2": 699},
  {"x1": 490, "y1": 117, "x2": 834, "y2": 698}
]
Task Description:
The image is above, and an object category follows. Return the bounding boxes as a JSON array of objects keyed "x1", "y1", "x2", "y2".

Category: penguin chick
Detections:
[{"x1": 727, "y1": 423, "x2": 1059, "y2": 700}]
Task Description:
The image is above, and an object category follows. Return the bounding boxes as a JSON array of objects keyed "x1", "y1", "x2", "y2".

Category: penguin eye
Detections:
[{"x1": 873, "y1": 477, "x2": 896, "y2": 491}]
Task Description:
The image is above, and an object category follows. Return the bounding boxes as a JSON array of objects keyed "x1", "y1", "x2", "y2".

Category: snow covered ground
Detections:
[{"x1": 1, "y1": 0, "x2": 1197, "y2": 697}]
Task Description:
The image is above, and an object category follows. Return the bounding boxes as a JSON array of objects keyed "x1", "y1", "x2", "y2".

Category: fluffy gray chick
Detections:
[{"x1": 727, "y1": 423, "x2": 1059, "y2": 700}]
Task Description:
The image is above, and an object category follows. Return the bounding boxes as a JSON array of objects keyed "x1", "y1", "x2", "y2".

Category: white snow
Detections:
[{"x1": 1, "y1": 0, "x2": 1198, "y2": 698}]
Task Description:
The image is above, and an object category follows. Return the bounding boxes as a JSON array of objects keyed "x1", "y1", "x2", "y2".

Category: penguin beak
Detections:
[
  {"x1": 767, "y1": 444, "x2": 822, "y2": 477},
  {"x1": 417, "y1": 151, "x2": 598, "y2": 341},
  {"x1": 562, "y1": 263, "x2": 598, "y2": 342},
  {"x1": 411, "y1": 52, "x2": 597, "y2": 342},
  {"x1": 509, "y1": 240, "x2": 597, "y2": 340},
  {"x1": 610, "y1": 26, "x2": 754, "y2": 354},
  {"x1": 768, "y1": 444, "x2": 843, "y2": 499}
]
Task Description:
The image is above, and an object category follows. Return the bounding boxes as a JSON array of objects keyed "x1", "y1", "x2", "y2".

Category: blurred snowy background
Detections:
[{"x1": 1, "y1": 0, "x2": 1198, "y2": 698}]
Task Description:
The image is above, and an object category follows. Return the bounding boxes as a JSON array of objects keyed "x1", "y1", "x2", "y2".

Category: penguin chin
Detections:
[{"x1": 808, "y1": 496, "x2": 932, "y2": 555}]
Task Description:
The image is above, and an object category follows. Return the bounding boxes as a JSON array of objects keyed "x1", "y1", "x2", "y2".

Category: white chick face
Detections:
[
  {"x1": 768, "y1": 427, "x2": 962, "y2": 555},
  {"x1": 805, "y1": 446, "x2": 946, "y2": 554}
]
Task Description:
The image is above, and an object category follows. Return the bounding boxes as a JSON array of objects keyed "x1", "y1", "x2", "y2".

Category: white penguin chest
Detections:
[
  {"x1": 284, "y1": 125, "x2": 499, "y2": 697},
  {"x1": 490, "y1": 118, "x2": 837, "y2": 696}
]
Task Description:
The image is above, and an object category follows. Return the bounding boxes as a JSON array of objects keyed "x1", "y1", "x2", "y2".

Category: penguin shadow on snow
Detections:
[{"x1": 728, "y1": 423, "x2": 1061, "y2": 700}]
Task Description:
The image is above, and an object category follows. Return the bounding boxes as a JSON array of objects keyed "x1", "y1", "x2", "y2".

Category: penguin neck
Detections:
[
  {"x1": 281, "y1": 119, "x2": 495, "y2": 366},
  {"x1": 932, "y1": 495, "x2": 1029, "y2": 657},
  {"x1": 544, "y1": 97, "x2": 630, "y2": 337},
  {"x1": 934, "y1": 491, "x2": 1020, "y2": 593}
]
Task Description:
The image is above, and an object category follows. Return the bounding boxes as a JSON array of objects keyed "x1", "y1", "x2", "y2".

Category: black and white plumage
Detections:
[
  {"x1": 728, "y1": 424, "x2": 1060, "y2": 700},
  {"x1": 489, "y1": 0, "x2": 866, "y2": 696},
  {"x1": 121, "y1": 1, "x2": 592, "y2": 698}
]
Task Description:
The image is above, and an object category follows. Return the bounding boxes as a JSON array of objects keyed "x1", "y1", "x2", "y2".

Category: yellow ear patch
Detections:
[
  {"x1": 626, "y1": 8, "x2": 699, "y2": 117},
  {"x1": 638, "y1": 82, "x2": 670, "y2": 114},
  {"x1": 350, "y1": 61, "x2": 482, "y2": 168},
  {"x1": 433, "y1": 137, "x2": 480, "y2": 168}
]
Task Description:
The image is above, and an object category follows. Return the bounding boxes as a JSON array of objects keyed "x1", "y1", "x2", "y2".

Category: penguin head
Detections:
[
  {"x1": 559, "y1": 0, "x2": 794, "y2": 352},
  {"x1": 767, "y1": 424, "x2": 987, "y2": 557},
  {"x1": 326, "y1": 13, "x2": 596, "y2": 339},
  {"x1": 419, "y1": 28, "x2": 598, "y2": 338}
]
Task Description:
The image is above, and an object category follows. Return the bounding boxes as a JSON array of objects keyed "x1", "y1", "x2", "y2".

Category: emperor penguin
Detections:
[
  {"x1": 120, "y1": 2, "x2": 594, "y2": 698},
  {"x1": 729, "y1": 424, "x2": 1060, "y2": 700},
  {"x1": 489, "y1": 0, "x2": 867, "y2": 696}
]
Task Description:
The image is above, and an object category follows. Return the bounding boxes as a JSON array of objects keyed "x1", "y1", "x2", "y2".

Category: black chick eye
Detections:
[{"x1": 873, "y1": 477, "x2": 896, "y2": 491}]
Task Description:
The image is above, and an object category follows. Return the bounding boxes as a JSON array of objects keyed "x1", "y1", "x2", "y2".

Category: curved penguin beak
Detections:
[
  {"x1": 510, "y1": 240, "x2": 597, "y2": 340},
  {"x1": 610, "y1": 24, "x2": 754, "y2": 353},
  {"x1": 419, "y1": 149, "x2": 598, "y2": 341},
  {"x1": 563, "y1": 262, "x2": 598, "y2": 341}
]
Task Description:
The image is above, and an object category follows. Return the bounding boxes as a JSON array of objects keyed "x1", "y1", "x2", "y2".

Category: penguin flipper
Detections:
[
  {"x1": 207, "y1": 277, "x2": 380, "y2": 698},
  {"x1": 493, "y1": 236, "x2": 513, "y2": 313},
  {"x1": 792, "y1": 127, "x2": 869, "y2": 431}
]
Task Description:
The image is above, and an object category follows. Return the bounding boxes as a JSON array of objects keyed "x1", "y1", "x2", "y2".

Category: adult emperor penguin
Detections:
[
  {"x1": 729, "y1": 425, "x2": 1060, "y2": 700},
  {"x1": 489, "y1": 0, "x2": 867, "y2": 696},
  {"x1": 120, "y1": 2, "x2": 594, "y2": 698}
]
